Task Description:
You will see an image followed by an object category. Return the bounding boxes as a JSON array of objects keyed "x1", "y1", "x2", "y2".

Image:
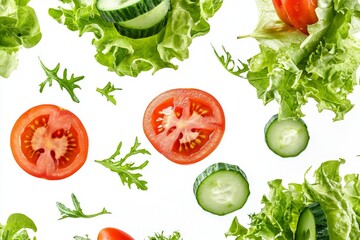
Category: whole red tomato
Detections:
[
  {"x1": 97, "y1": 227, "x2": 134, "y2": 240},
  {"x1": 272, "y1": 0, "x2": 318, "y2": 34}
]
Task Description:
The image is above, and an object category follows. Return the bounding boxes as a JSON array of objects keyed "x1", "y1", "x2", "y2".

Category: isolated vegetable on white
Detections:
[
  {"x1": 48, "y1": 0, "x2": 223, "y2": 77},
  {"x1": 0, "y1": 0, "x2": 41, "y2": 78}
]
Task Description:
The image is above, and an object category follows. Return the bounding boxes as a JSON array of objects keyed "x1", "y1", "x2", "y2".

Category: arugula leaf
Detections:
[
  {"x1": 96, "y1": 82, "x2": 122, "y2": 105},
  {"x1": 212, "y1": 45, "x2": 248, "y2": 78},
  {"x1": 148, "y1": 231, "x2": 182, "y2": 240},
  {"x1": 39, "y1": 59, "x2": 84, "y2": 103},
  {"x1": 226, "y1": 159, "x2": 360, "y2": 239},
  {"x1": 48, "y1": 0, "x2": 223, "y2": 77},
  {"x1": 73, "y1": 235, "x2": 91, "y2": 240},
  {"x1": 95, "y1": 137, "x2": 150, "y2": 191},
  {"x1": 0, "y1": 213, "x2": 37, "y2": 240},
  {"x1": 216, "y1": 0, "x2": 360, "y2": 121},
  {"x1": 0, "y1": 0, "x2": 42, "y2": 78},
  {"x1": 56, "y1": 193, "x2": 111, "y2": 220}
]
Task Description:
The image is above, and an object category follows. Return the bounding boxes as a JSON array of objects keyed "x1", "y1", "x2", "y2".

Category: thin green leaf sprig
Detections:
[
  {"x1": 148, "y1": 231, "x2": 183, "y2": 240},
  {"x1": 39, "y1": 59, "x2": 84, "y2": 103},
  {"x1": 95, "y1": 137, "x2": 151, "y2": 191},
  {"x1": 96, "y1": 81, "x2": 122, "y2": 105},
  {"x1": 56, "y1": 193, "x2": 111, "y2": 220}
]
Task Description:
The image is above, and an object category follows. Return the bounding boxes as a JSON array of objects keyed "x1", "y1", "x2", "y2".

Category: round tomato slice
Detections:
[
  {"x1": 143, "y1": 88, "x2": 225, "y2": 164},
  {"x1": 97, "y1": 227, "x2": 134, "y2": 240},
  {"x1": 10, "y1": 104, "x2": 89, "y2": 180}
]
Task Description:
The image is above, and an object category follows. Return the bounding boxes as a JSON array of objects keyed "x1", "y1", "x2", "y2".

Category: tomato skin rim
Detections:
[
  {"x1": 10, "y1": 104, "x2": 89, "y2": 180},
  {"x1": 97, "y1": 227, "x2": 134, "y2": 240},
  {"x1": 143, "y1": 88, "x2": 225, "y2": 165}
]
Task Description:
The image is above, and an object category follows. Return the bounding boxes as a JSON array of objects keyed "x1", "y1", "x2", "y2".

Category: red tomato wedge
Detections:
[
  {"x1": 97, "y1": 227, "x2": 134, "y2": 240},
  {"x1": 143, "y1": 88, "x2": 225, "y2": 164},
  {"x1": 272, "y1": 0, "x2": 318, "y2": 34},
  {"x1": 10, "y1": 104, "x2": 89, "y2": 180}
]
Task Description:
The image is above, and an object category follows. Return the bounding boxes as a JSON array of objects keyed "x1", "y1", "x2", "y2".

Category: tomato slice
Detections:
[
  {"x1": 272, "y1": 0, "x2": 318, "y2": 34},
  {"x1": 97, "y1": 227, "x2": 134, "y2": 240},
  {"x1": 143, "y1": 88, "x2": 225, "y2": 164},
  {"x1": 284, "y1": 0, "x2": 318, "y2": 34},
  {"x1": 272, "y1": 0, "x2": 294, "y2": 26},
  {"x1": 10, "y1": 104, "x2": 89, "y2": 180}
]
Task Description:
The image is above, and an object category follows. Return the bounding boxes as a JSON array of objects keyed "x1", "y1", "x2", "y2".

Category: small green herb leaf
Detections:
[
  {"x1": 74, "y1": 235, "x2": 91, "y2": 240},
  {"x1": 95, "y1": 137, "x2": 151, "y2": 191},
  {"x1": 39, "y1": 59, "x2": 84, "y2": 103},
  {"x1": 212, "y1": 45, "x2": 248, "y2": 78},
  {"x1": 148, "y1": 231, "x2": 183, "y2": 240},
  {"x1": 56, "y1": 193, "x2": 111, "y2": 220},
  {"x1": 96, "y1": 82, "x2": 122, "y2": 105}
]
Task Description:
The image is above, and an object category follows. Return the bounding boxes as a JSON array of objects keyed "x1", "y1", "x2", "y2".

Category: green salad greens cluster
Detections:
[
  {"x1": 226, "y1": 159, "x2": 360, "y2": 239},
  {"x1": 0, "y1": 0, "x2": 42, "y2": 78},
  {"x1": 216, "y1": 0, "x2": 360, "y2": 121},
  {"x1": 49, "y1": 0, "x2": 223, "y2": 77}
]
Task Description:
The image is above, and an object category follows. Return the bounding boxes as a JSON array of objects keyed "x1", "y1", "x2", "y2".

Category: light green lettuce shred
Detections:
[
  {"x1": 218, "y1": 0, "x2": 360, "y2": 121},
  {"x1": 48, "y1": 0, "x2": 223, "y2": 77},
  {"x1": 225, "y1": 159, "x2": 360, "y2": 239},
  {"x1": 0, "y1": 0, "x2": 42, "y2": 78}
]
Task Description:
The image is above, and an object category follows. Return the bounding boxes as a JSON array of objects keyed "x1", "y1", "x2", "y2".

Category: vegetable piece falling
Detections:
[{"x1": 48, "y1": 0, "x2": 223, "y2": 77}]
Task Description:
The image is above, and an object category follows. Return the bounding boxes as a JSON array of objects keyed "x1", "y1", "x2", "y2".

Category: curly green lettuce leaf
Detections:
[
  {"x1": 225, "y1": 159, "x2": 360, "y2": 239},
  {"x1": 48, "y1": 0, "x2": 223, "y2": 77},
  {"x1": 0, "y1": 213, "x2": 37, "y2": 240},
  {"x1": 0, "y1": 0, "x2": 42, "y2": 78},
  {"x1": 217, "y1": 0, "x2": 360, "y2": 121}
]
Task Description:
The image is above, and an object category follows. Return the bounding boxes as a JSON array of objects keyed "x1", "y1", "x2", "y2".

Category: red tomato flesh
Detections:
[
  {"x1": 143, "y1": 88, "x2": 225, "y2": 164},
  {"x1": 10, "y1": 104, "x2": 89, "y2": 180},
  {"x1": 272, "y1": 0, "x2": 318, "y2": 34},
  {"x1": 97, "y1": 227, "x2": 134, "y2": 240}
]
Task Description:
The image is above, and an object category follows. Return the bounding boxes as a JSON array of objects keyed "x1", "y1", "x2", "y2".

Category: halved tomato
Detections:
[
  {"x1": 97, "y1": 227, "x2": 134, "y2": 240},
  {"x1": 143, "y1": 88, "x2": 225, "y2": 164},
  {"x1": 10, "y1": 104, "x2": 89, "y2": 180}
]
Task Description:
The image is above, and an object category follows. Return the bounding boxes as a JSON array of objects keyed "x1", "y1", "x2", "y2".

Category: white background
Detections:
[{"x1": 1, "y1": 0, "x2": 360, "y2": 239}]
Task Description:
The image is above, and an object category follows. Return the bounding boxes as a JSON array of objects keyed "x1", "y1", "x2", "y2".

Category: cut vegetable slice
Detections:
[
  {"x1": 295, "y1": 202, "x2": 329, "y2": 240},
  {"x1": 114, "y1": 0, "x2": 170, "y2": 38},
  {"x1": 193, "y1": 162, "x2": 250, "y2": 216},
  {"x1": 265, "y1": 114, "x2": 309, "y2": 158},
  {"x1": 96, "y1": 0, "x2": 163, "y2": 22}
]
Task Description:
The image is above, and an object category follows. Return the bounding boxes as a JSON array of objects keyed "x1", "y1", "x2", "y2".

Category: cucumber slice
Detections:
[
  {"x1": 295, "y1": 202, "x2": 329, "y2": 240},
  {"x1": 193, "y1": 162, "x2": 250, "y2": 216},
  {"x1": 96, "y1": 0, "x2": 163, "y2": 22},
  {"x1": 114, "y1": 0, "x2": 170, "y2": 38},
  {"x1": 264, "y1": 114, "x2": 309, "y2": 158}
]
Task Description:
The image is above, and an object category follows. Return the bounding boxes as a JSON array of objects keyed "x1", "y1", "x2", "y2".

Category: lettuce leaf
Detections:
[
  {"x1": 49, "y1": 0, "x2": 223, "y2": 77},
  {"x1": 225, "y1": 159, "x2": 360, "y2": 239},
  {"x1": 217, "y1": 0, "x2": 360, "y2": 121},
  {"x1": 0, "y1": 0, "x2": 42, "y2": 78}
]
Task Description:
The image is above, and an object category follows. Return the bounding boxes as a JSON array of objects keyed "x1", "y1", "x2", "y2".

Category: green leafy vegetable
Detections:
[
  {"x1": 48, "y1": 0, "x2": 223, "y2": 77},
  {"x1": 0, "y1": 213, "x2": 37, "y2": 240},
  {"x1": 56, "y1": 193, "x2": 111, "y2": 220},
  {"x1": 215, "y1": 0, "x2": 360, "y2": 121},
  {"x1": 95, "y1": 137, "x2": 150, "y2": 190},
  {"x1": 0, "y1": 0, "x2": 42, "y2": 78},
  {"x1": 225, "y1": 159, "x2": 360, "y2": 239},
  {"x1": 96, "y1": 81, "x2": 122, "y2": 105},
  {"x1": 148, "y1": 231, "x2": 182, "y2": 240},
  {"x1": 73, "y1": 235, "x2": 91, "y2": 240},
  {"x1": 39, "y1": 59, "x2": 84, "y2": 103}
]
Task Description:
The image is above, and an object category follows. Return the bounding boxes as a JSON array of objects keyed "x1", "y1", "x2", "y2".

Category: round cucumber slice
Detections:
[
  {"x1": 96, "y1": 0, "x2": 164, "y2": 22},
  {"x1": 193, "y1": 162, "x2": 250, "y2": 216},
  {"x1": 114, "y1": 0, "x2": 170, "y2": 38},
  {"x1": 265, "y1": 114, "x2": 309, "y2": 158}
]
